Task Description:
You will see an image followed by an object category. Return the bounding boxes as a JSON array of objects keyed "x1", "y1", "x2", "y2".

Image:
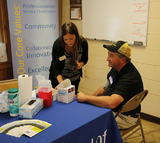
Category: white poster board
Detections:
[{"x1": 82, "y1": 0, "x2": 149, "y2": 46}]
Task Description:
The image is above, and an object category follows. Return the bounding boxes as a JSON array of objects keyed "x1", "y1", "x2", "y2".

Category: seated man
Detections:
[{"x1": 77, "y1": 41, "x2": 143, "y2": 129}]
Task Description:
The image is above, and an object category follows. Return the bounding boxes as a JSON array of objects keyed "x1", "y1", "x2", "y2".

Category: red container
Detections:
[{"x1": 38, "y1": 87, "x2": 52, "y2": 107}]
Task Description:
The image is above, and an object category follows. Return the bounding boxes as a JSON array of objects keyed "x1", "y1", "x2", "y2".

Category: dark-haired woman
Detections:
[{"x1": 49, "y1": 22, "x2": 88, "y2": 94}]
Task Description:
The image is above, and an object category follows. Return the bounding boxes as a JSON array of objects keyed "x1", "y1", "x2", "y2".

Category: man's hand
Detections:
[{"x1": 76, "y1": 92, "x2": 88, "y2": 102}]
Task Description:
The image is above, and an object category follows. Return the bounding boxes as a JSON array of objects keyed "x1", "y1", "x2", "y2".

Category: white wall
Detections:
[{"x1": 62, "y1": 0, "x2": 160, "y2": 118}]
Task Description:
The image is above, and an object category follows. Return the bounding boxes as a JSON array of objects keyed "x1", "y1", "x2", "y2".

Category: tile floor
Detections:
[{"x1": 123, "y1": 119, "x2": 160, "y2": 143}]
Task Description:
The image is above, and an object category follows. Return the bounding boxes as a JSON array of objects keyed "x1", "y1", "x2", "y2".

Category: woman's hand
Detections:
[
  {"x1": 56, "y1": 75, "x2": 63, "y2": 89},
  {"x1": 76, "y1": 61, "x2": 84, "y2": 69},
  {"x1": 55, "y1": 84, "x2": 59, "y2": 90}
]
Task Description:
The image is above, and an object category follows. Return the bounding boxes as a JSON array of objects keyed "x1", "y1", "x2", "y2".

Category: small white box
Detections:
[{"x1": 57, "y1": 85, "x2": 75, "y2": 104}]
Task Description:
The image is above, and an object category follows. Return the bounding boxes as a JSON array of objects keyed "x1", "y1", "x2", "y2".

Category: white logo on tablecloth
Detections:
[{"x1": 91, "y1": 130, "x2": 107, "y2": 143}]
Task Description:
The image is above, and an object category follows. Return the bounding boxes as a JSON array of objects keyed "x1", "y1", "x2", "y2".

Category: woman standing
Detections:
[{"x1": 49, "y1": 22, "x2": 88, "y2": 94}]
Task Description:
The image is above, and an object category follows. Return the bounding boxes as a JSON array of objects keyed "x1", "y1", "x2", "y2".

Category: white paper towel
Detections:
[
  {"x1": 58, "y1": 79, "x2": 71, "y2": 88},
  {"x1": 18, "y1": 74, "x2": 32, "y2": 106}
]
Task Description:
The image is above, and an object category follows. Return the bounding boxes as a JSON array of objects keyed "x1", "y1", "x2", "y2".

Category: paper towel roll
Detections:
[{"x1": 18, "y1": 74, "x2": 32, "y2": 106}]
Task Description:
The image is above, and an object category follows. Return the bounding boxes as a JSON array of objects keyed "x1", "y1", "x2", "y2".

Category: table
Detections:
[{"x1": 0, "y1": 100, "x2": 122, "y2": 143}]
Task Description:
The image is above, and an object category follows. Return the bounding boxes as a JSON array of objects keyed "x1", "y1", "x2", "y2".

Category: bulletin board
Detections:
[{"x1": 82, "y1": 0, "x2": 149, "y2": 46}]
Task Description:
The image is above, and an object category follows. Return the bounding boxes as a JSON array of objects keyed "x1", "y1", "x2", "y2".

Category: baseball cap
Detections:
[{"x1": 103, "y1": 41, "x2": 131, "y2": 58}]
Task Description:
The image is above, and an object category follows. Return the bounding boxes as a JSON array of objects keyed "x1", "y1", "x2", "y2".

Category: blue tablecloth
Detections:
[{"x1": 0, "y1": 100, "x2": 122, "y2": 143}]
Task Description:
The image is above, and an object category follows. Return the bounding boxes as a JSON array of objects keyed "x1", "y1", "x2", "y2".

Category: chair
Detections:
[{"x1": 115, "y1": 90, "x2": 148, "y2": 143}]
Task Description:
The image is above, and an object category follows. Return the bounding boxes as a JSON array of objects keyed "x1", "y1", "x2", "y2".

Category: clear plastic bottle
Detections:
[{"x1": 8, "y1": 88, "x2": 19, "y2": 117}]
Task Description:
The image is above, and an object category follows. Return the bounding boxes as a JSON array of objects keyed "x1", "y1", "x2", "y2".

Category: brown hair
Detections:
[
  {"x1": 61, "y1": 22, "x2": 84, "y2": 66},
  {"x1": 117, "y1": 53, "x2": 131, "y2": 63}
]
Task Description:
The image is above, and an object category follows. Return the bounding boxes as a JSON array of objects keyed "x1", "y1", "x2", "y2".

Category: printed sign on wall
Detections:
[{"x1": 7, "y1": 0, "x2": 59, "y2": 88}]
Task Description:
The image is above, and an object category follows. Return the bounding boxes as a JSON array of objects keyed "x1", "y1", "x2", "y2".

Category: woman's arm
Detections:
[
  {"x1": 80, "y1": 38, "x2": 88, "y2": 65},
  {"x1": 52, "y1": 38, "x2": 65, "y2": 77}
]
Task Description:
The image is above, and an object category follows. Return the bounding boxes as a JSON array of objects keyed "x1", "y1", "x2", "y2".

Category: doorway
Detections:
[{"x1": 0, "y1": 0, "x2": 13, "y2": 81}]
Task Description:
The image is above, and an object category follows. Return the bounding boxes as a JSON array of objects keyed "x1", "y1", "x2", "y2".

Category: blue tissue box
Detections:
[{"x1": 19, "y1": 97, "x2": 43, "y2": 118}]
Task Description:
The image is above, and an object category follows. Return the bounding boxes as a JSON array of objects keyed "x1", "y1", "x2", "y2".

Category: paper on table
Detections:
[
  {"x1": 18, "y1": 74, "x2": 32, "y2": 106},
  {"x1": 0, "y1": 119, "x2": 52, "y2": 138},
  {"x1": 58, "y1": 79, "x2": 71, "y2": 88}
]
